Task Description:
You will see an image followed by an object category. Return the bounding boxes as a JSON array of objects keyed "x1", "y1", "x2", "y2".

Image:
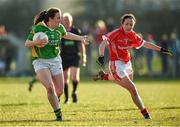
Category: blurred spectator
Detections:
[
  {"x1": 159, "y1": 34, "x2": 170, "y2": 77},
  {"x1": 0, "y1": 48, "x2": 6, "y2": 75},
  {"x1": 169, "y1": 32, "x2": 180, "y2": 78},
  {"x1": 0, "y1": 25, "x2": 7, "y2": 35},
  {"x1": 106, "y1": 17, "x2": 115, "y2": 32},
  {"x1": 0, "y1": 25, "x2": 16, "y2": 74},
  {"x1": 94, "y1": 20, "x2": 107, "y2": 44},
  {"x1": 93, "y1": 20, "x2": 109, "y2": 67},
  {"x1": 81, "y1": 21, "x2": 91, "y2": 35},
  {"x1": 0, "y1": 25, "x2": 17, "y2": 76},
  {"x1": 145, "y1": 33, "x2": 156, "y2": 77},
  {"x1": 0, "y1": 25, "x2": 7, "y2": 76}
]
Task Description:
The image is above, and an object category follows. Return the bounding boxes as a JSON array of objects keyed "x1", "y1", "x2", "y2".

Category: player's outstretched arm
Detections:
[
  {"x1": 143, "y1": 42, "x2": 172, "y2": 56},
  {"x1": 63, "y1": 32, "x2": 89, "y2": 45}
]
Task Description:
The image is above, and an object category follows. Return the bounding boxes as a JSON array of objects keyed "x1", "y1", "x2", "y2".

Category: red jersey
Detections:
[{"x1": 102, "y1": 27, "x2": 145, "y2": 63}]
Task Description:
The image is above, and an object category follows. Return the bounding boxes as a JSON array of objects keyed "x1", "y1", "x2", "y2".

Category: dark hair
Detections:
[
  {"x1": 34, "y1": 7, "x2": 61, "y2": 25},
  {"x1": 120, "y1": 13, "x2": 136, "y2": 25}
]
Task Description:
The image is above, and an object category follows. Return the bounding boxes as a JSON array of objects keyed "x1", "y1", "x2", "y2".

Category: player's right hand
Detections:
[
  {"x1": 96, "y1": 55, "x2": 104, "y2": 66},
  {"x1": 36, "y1": 39, "x2": 48, "y2": 48}
]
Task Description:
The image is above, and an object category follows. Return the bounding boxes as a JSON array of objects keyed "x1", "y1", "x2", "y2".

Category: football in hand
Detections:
[{"x1": 33, "y1": 32, "x2": 48, "y2": 48}]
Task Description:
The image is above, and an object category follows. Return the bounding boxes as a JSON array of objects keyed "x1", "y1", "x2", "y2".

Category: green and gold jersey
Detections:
[{"x1": 27, "y1": 22, "x2": 67, "y2": 60}]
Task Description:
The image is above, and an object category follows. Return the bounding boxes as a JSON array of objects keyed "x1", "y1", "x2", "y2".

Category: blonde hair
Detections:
[
  {"x1": 96, "y1": 20, "x2": 106, "y2": 29},
  {"x1": 63, "y1": 12, "x2": 73, "y2": 22}
]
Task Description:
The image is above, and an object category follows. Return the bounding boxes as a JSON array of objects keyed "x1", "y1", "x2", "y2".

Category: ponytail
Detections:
[{"x1": 34, "y1": 10, "x2": 47, "y2": 25}]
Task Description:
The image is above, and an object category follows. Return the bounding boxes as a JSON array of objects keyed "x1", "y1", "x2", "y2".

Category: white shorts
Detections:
[
  {"x1": 109, "y1": 60, "x2": 133, "y2": 80},
  {"x1": 32, "y1": 55, "x2": 63, "y2": 76}
]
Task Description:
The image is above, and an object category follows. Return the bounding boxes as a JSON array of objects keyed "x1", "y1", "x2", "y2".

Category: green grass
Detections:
[{"x1": 0, "y1": 78, "x2": 180, "y2": 126}]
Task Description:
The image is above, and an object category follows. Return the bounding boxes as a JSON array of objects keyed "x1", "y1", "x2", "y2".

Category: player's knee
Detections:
[
  {"x1": 64, "y1": 82, "x2": 69, "y2": 86},
  {"x1": 56, "y1": 89, "x2": 63, "y2": 96},
  {"x1": 72, "y1": 76, "x2": 79, "y2": 81},
  {"x1": 124, "y1": 83, "x2": 137, "y2": 95},
  {"x1": 72, "y1": 80, "x2": 79, "y2": 85},
  {"x1": 46, "y1": 86, "x2": 55, "y2": 95},
  {"x1": 128, "y1": 87, "x2": 138, "y2": 96}
]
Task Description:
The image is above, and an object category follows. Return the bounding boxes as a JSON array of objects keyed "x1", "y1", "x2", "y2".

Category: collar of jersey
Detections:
[{"x1": 37, "y1": 21, "x2": 55, "y2": 31}]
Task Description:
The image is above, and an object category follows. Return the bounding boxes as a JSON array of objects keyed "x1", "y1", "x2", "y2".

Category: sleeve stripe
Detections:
[
  {"x1": 135, "y1": 40, "x2": 146, "y2": 49},
  {"x1": 31, "y1": 47, "x2": 38, "y2": 57}
]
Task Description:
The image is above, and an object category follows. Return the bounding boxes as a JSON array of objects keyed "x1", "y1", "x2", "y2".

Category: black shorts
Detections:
[{"x1": 61, "y1": 55, "x2": 80, "y2": 70}]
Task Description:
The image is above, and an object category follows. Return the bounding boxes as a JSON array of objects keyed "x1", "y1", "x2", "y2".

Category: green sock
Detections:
[
  {"x1": 31, "y1": 78, "x2": 37, "y2": 84},
  {"x1": 54, "y1": 108, "x2": 62, "y2": 118}
]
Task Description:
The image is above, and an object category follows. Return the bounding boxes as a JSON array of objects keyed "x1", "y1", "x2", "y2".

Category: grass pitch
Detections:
[{"x1": 0, "y1": 77, "x2": 180, "y2": 126}]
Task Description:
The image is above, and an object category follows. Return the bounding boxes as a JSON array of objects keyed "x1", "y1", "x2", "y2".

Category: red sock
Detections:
[
  {"x1": 141, "y1": 108, "x2": 148, "y2": 115},
  {"x1": 103, "y1": 74, "x2": 109, "y2": 80}
]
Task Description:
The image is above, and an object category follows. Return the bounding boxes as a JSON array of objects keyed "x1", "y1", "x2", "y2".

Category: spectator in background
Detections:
[
  {"x1": 81, "y1": 21, "x2": 91, "y2": 35},
  {"x1": 0, "y1": 49, "x2": 6, "y2": 75},
  {"x1": 0, "y1": 25, "x2": 16, "y2": 74},
  {"x1": 0, "y1": 25, "x2": 7, "y2": 75},
  {"x1": 0, "y1": 25, "x2": 7, "y2": 35},
  {"x1": 159, "y1": 34, "x2": 170, "y2": 77},
  {"x1": 169, "y1": 32, "x2": 180, "y2": 78},
  {"x1": 61, "y1": 12, "x2": 87, "y2": 104},
  {"x1": 106, "y1": 17, "x2": 115, "y2": 32},
  {"x1": 94, "y1": 20, "x2": 107, "y2": 45},
  {"x1": 145, "y1": 34, "x2": 156, "y2": 77},
  {"x1": 94, "y1": 20, "x2": 109, "y2": 65}
]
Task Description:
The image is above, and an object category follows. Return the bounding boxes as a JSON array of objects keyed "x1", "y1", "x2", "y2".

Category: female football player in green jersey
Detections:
[{"x1": 25, "y1": 7, "x2": 88, "y2": 121}]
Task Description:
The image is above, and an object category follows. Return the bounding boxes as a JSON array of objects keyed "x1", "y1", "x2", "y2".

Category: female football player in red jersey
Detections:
[{"x1": 94, "y1": 13, "x2": 172, "y2": 119}]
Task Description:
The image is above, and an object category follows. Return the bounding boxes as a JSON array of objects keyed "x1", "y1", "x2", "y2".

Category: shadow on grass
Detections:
[
  {"x1": 0, "y1": 119, "x2": 71, "y2": 123},
  {"x1": 92, "y1": 108, "x2": 137, "y2": 112},
  {"x1": 160, "y1": 106, "x2": 180, "y2": 110},
  {"x1": 66, "y1": 107, "x2": 137, "y2": 113},
  {"x1": 65, "y1": 106, "x2": 180, "y2": 118},
  {"x1": 67, "y1": 118, "x2": 143, "y2": 123},
  {"x1": 0, "y1": 102, "x2": 45, "y2": 107},
  {"x1": 153, "y1": 106, "x2": 180, "y2": 110},
  {"x1": 0, "y1": 118, "x2": 143, "y2": 126},
  {"x1": 67, "y1": 106, "x2": 180, "y2": 113}
]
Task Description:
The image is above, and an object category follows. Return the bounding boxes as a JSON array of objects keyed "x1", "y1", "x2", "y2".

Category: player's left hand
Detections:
[
  {"x1": 81, "y1": 55, "x2": 87, "y2": 67},
  {"x1": 160, "y1": 48, "x2": 173, "y2": 56}
]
